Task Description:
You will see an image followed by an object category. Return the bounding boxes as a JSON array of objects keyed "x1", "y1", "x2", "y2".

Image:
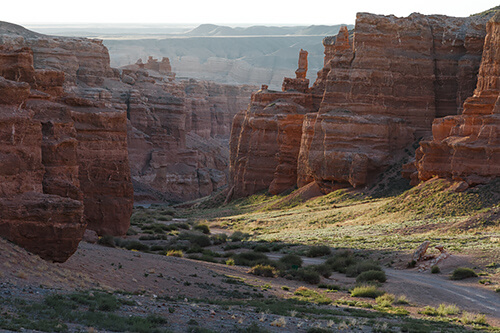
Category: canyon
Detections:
[
  {"x1": 0, "y1": 22, "x2": 253, "y2": 261},
  {"x1": 229, "y1": 12, "x2": 497, "y2": 198},
  {"x1": 1, "y1": 7, "x2": 500, "y2": 263}
]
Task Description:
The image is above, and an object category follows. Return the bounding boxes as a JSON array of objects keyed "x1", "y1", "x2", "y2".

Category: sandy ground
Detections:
[{"x1": 1, "y1": 236, "x2": 499, "y2": 331}]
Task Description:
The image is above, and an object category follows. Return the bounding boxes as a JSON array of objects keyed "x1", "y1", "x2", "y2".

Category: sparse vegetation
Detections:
[
  {"x1": 450, "y1": 267, "x2": 478, "y2": 280},
  {"x1": 248, "y1": 264, "x2": 277, "y2": 277},
  {"x1": 350, "y1": 285, "x2": 385, "y2": 299},
  {"x1": 307, "y1": 245, "x2": 331, "y2": 257}
]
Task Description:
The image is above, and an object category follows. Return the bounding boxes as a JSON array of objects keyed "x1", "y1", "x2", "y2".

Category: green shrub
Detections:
[
  {"x1": 179, "y1": 232, "x2": 212, "y2": 247},
  {"x1": 225, "y1": 258, "x2": 235, "y2": 266},
  {"x1": 125, "y1": 241, "x2": 150, "y2": 251},
  {"x1": 325, "y1": 251, "x2": 357, "y2": 273},
  {"x1": 436, "y1": 303, "x2": 460, "y2": 316},
  {"x1": 210, "y1": 234, "x2": 227, "y2": 245},
  {"x1": 230, "y1": 231, "x2": 250, "y2": 242},
  {"x1": 375, "y1": 293, "x2": 395, "y2": 307},
  {"x1": 248, "y1": 264, "x2": 277, "y2": 277},
  {"x1": 166, "y1": 250, "x2": 183, "y2": 257},
  {"x1": 193, "y1": 224, "x2": 210, "y2": 234},
  {"x1": 279, "y1": 254, "x2": 303, "y2": 269},
  {"x1": 97, "y1": 235, "x2": 116, "y2": 248},
  {"x1": 307, "y1": 245, "x2": 331, "y2": 257},
  {"x1": 350, "y1": 285, "x2": 385, "y2": 298},
  {"x1": 450, "y1": 267, "x2": 477, "y2": 280},
  {"x1": 318, "y1": 284, "x2": 340, "y2": 291},
  {"x1": 431, "y1": 265, "x2": 440, "y2": 274},
  {"x1": 310, "y1": 264, "x2": 332, "y2": 278},
  {"x1": 394, "y1": 295, "x2": 410, "y2": 305},
  {"x1": 233, "y1": 251, "x2": 271, "y2": 267},
  {"x1": 345, "y1": 261, "x2": 382, "y2": 278},
  {"x1": 407, "y1": 260, "x2": 417, "y2": 268},
  {"x1": 293, "y1": 287, "x2": 331, "y2": 305},
  {"x1": 356, "y1": 270, "x2": 386, "y2": 283},
  {"x1": 419, "y1": 306, "x2": 438, "y2": 316},
  {"x1": 150, "y1": 245, "x2": 165, "y2": 251},
  {"x1": 295, "y1": 268, "x2": 321, "y2": 284},
  {"x1": 253, "y1": 244, "x2": 271, "y2": 252}
]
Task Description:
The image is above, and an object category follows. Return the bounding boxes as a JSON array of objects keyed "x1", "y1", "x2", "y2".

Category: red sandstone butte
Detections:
[
  {"x1": 229, "y1": 12, "x2": 491, "y2": 198},
  {"x1": 414, "y1": 12, "x2": 500, "y2": 185},
  {"x1": 0, "y1": 22, "x2": 133, "y2": 261}
]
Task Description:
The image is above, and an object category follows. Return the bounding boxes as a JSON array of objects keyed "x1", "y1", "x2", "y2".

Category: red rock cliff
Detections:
[
  {"x1": 229, "y1": 12, "x2": 490, "y2": 198},
  {"x1": 116, "y1": 62, "x2": 255, "y2": 202},
  {"x1": 0, "y1": 22, "x2": 133, "y2": 261},
  {"x1": 414, "y1": 12, "x2": 500, "y2": 185}
]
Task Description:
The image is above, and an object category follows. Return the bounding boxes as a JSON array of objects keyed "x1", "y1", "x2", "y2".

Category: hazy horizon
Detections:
[{"x1": 2, "y1": 0, "x2": 499, "y2": 26}]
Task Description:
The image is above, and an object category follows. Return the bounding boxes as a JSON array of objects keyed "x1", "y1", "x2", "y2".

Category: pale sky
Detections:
[{"x1": 2, "y1": 0, "x2": 499, "y2": 25}]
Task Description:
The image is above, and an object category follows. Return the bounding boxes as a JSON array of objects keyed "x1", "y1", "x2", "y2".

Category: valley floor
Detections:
[{"x1": 1, "y1": 178, "x2": 500, "y2": 332}]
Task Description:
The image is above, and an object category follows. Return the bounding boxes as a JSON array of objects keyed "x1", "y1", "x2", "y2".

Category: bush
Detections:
[
  {"x1": 233, "y1": 251, "x2": 271, "y2": 267},
  {"x1": 375, "y1": 293, "x2": 395, "y2": 307},
  {"x1": 166, "y1": 250, "x2": 183, "y2": 257},
  {"x1": 419, "y1": 306, "x2": 438, "y2": 316},
  {"x1": 150, "y1": 245, "x2": 165, "y2": 251},
  {"x1": 125, "y1": 241, "x2": 150, "y2": 251},
  {"x1": 179, "y1": 232, "x2": 212, "y2": 248},
  {"x1": 307, "y1": 245, "x2": 331, "y2": 257},
  {"x1": 431, "y1": 265, "x2": 440, "y2": 274},
  {"x1": 248, "y1": 264, "x2": 277, "y2": 277},
  {"x1": 350, "y1": 285, "x2": 385, "y2": 298},
  {"x1": 211, "y1": 234, "x2": 227, "y2": 245},
  {"x1": 310, "y1": 264, "x2": 332, "y2": 278},
  {"x1": 295, "y1": 268, "x2": 321, "y2": 284},
  {"x1": 356, "y1": 270, "x2": 387, "y2": 283},
  {"x1": 345, "y1": 260, "x2": 381, "y2": 278},
  {"x1": 407, "y1": 260, "x2": 417, "y2": 268},
  {"x1": 394, "y1": 295, "x2": 410, "y2": 305},
  {"x1": 193, "y1": 224, "x2": 210, "y2": 234},
  {"x1": 97, "y1": 235, "x2": 116, "y2": 248},
  {"x1": 450, "y1": 267, "x2": 477, "y2": 280},
  {"x1": 325, "y1": 251, "x2": 356, "y2": 273},
  {"x1": 279, "y1": 254, "x2": 303, "y2": 269},
  {"x1": 253, "y1": 244, "x2": 271, "y2": 252},
  {"x1": 318, "y1": 284, "x2": 340, "y2": 291},
  {"x1": 225, "y1": 258, "x2": 235, "y2": 266},
  {"x1": 230, "y1": 231, "x2": 250, "y2": 242},
  {"x1": 436, "y1": 303, "x2": 460, "y2": 316}
]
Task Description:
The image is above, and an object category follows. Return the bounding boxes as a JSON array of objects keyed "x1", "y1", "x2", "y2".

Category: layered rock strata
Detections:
[
  {"x1": 0, "y1": 22, "x2": 133, "y2": 261},
  {"x1": 117, "y1": 64, "x2": 255, "y2": 202},
  {"x1": 413, "y1": 12, "x2": 500, "y2": 185},
  {"x1": 229, "y1": 12, "x2": 490, "y2": 198}
]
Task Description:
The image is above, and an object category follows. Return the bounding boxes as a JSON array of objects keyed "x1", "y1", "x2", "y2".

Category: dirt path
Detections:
[
  {"x1": 385, "y1": 269, "x2": 500, "y2": 319},
  {"x1": 266, "y1": 252, "x2": 500, "y2": 322}
]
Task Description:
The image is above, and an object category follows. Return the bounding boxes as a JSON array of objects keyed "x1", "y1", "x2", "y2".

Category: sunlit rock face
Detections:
[
  {"x1": 229, "y1": 12, "x2": 491, "y2": 198},
  {"x1": 414, "y1": 12, "x2": 500, "y2": 185}
]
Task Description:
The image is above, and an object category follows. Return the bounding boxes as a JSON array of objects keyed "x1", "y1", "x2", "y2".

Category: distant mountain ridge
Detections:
[{"x1": 184, "y1": 24, "x2": 353, "y2": 37}]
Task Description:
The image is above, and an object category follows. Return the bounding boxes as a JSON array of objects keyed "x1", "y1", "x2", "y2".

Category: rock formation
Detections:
[
  {"x1": 0, "y1": 22, "x2": 133, "y2": 261},
  {"x1": 229, "y1": 12, "x2": 491, "y2": 198},
  {"x1": 413, "y1": 12, "x2": 500, "y2": 185},
  {"x1": 119, "y1": 62, "x2": 255, "y2": 202}
]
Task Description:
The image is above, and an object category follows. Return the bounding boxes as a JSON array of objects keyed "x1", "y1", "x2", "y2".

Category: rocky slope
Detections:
[
  {"x1": 412, "y1": 12, "x2": 500, "y2": 186},
  {"x1": 229, "y1": 13, "x2": 492, "y2": 198}
]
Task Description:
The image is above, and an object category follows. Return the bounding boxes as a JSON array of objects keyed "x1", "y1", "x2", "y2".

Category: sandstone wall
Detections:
[
  {"x1": 0, "y1": 22, "x2": 133, "y2": 261},
  {"x1": 229, "y1": 12, "x2": 491, "y2": 198},
  {"x1": 414, "y1": 12, "x2": 500, "y2": 185},
  {"x1": 115, "y1": 65, "x2": 255, "y2": 202}
]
